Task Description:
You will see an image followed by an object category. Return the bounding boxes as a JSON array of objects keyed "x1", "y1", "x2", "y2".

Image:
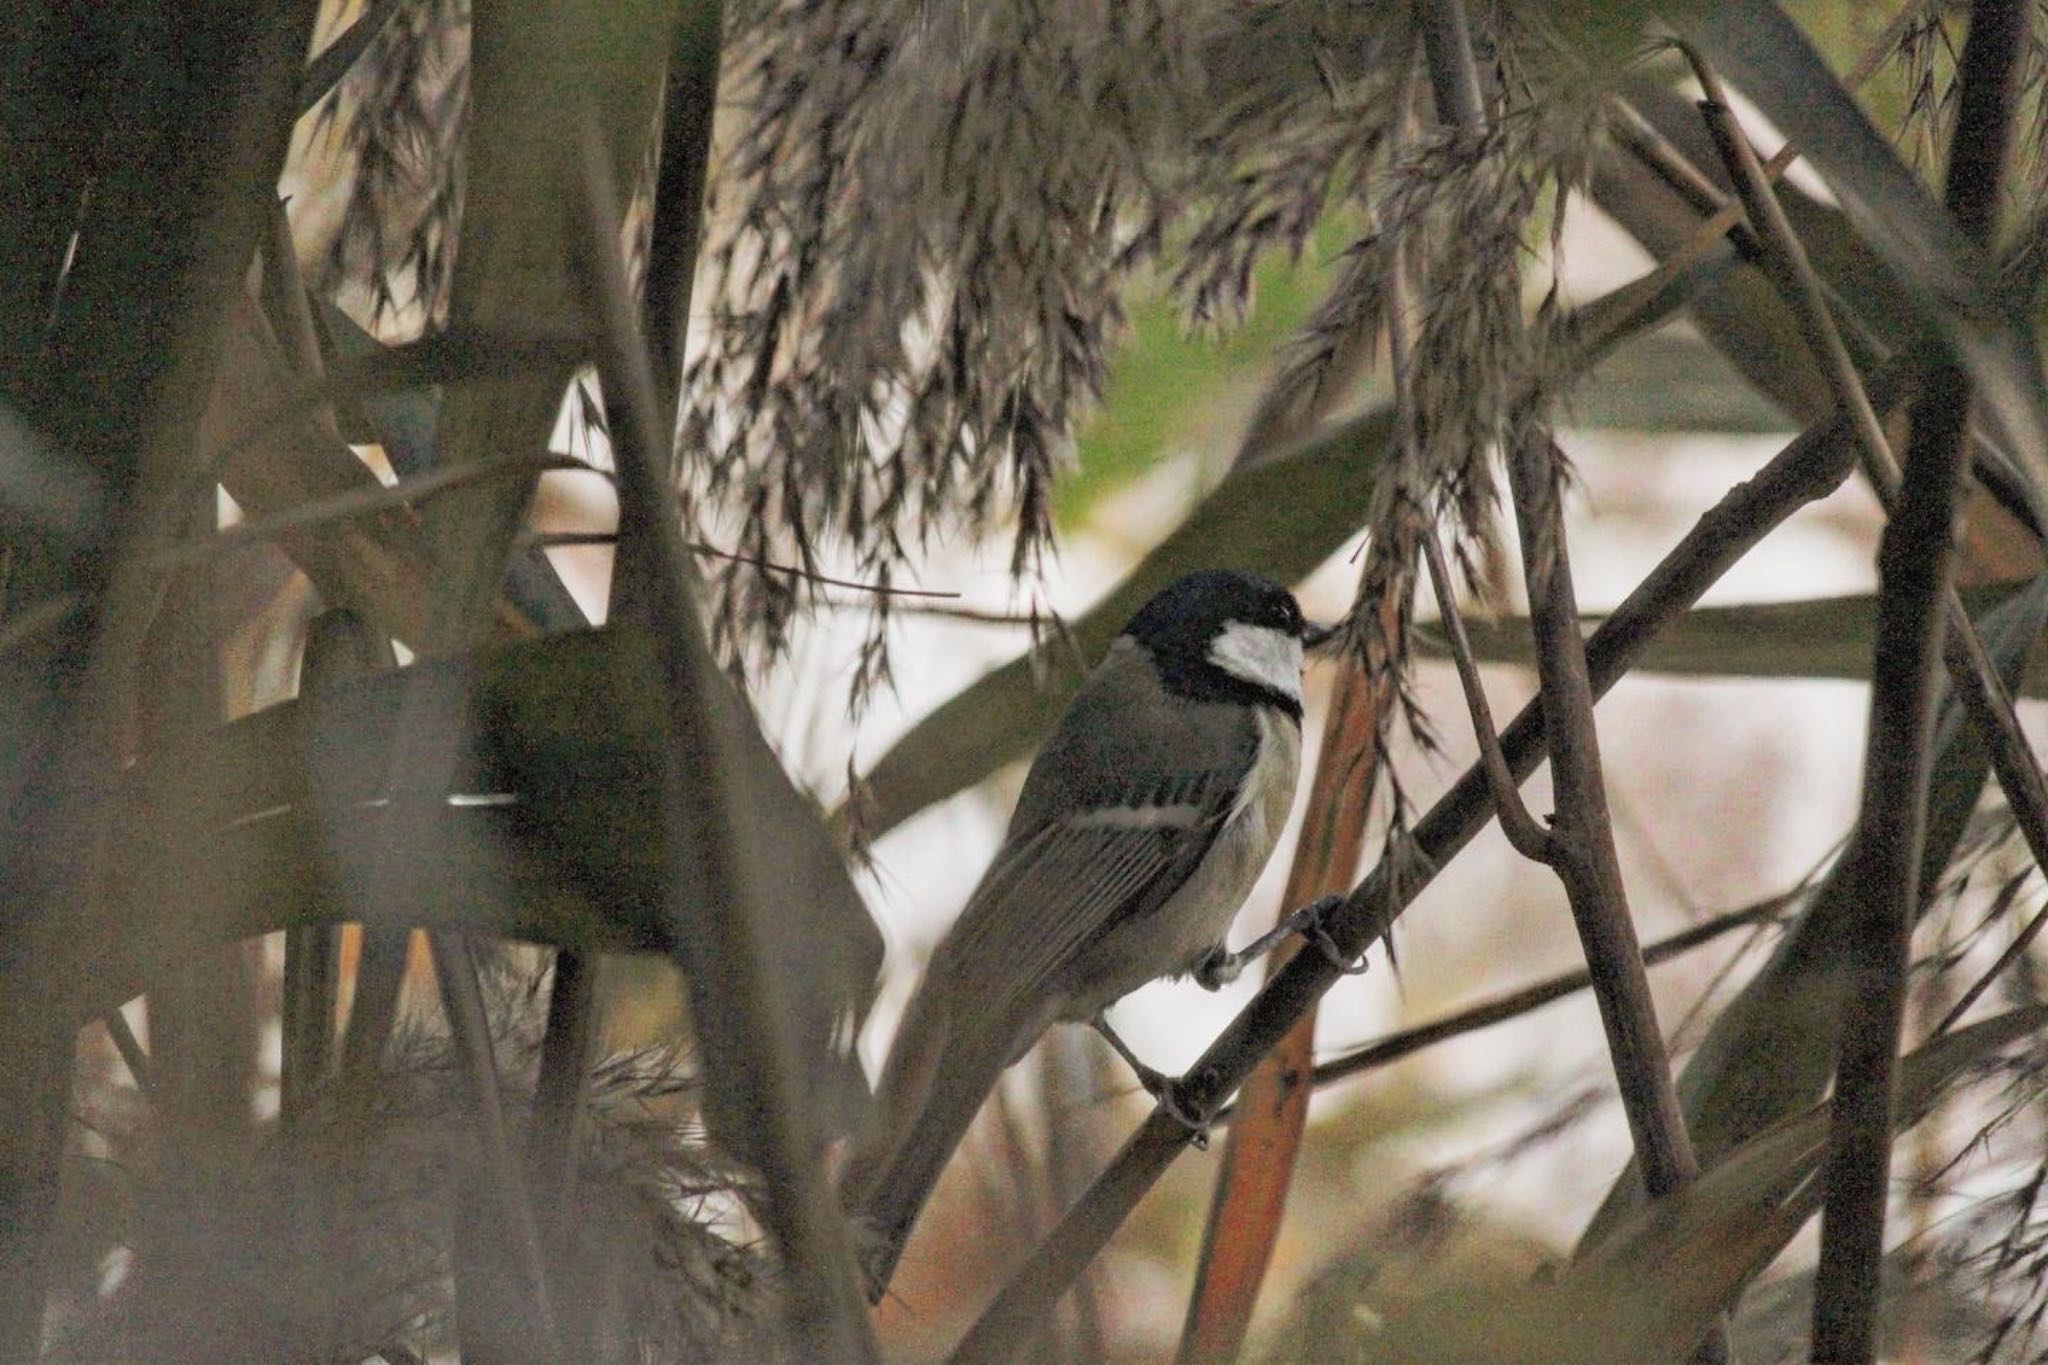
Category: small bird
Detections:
[{"x1": 842, "y1": 568, "x2": 1337, "y2": 1297}]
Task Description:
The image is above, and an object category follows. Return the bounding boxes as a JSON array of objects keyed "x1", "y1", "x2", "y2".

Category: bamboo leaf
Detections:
[
  {"x1": 1669, "y1": 1, "x2": 2048, "y2": 525},
  {"x1": 1569, "y1": 329, "x2": 1792, "y2": 433},
  {"x1": 1268, "y1": 1004, "x2": 2048, "y2": 1364},
  {"x1": 1448, "y1": 582, "x2": 2046, "y2": 690},
  {"x1": 0, "y1": 628, "x2": 881, "y2": 1065}
]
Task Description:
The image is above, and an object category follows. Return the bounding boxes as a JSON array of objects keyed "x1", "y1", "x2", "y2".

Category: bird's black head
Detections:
[{"x1": 1121, "y1": 569, "x2": 1316, "y2": 718}]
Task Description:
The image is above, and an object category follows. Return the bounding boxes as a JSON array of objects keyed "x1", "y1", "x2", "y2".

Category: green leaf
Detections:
[
  {"x1": 15, "y1": 628, "x2": 882, "y2": 1098},
  {"x1": 1061, "y1": 241, "x2": 1346, "y2": 529}
]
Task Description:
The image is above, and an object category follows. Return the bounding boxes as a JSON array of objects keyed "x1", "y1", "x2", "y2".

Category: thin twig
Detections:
[
  {"x1": 528, "y1": 949, "x2": 602, "y2": 1197},
  {"x1": 1422, "y1": 531, "x2": 1550, "y2": 860},
  {"x1": 531, "y1": 530, "x2": 969, "y2": 600},
  {"x1": 1392, "y1": 62, "x2": 1539, "y2": 855},
  {"x1": 1691, "y1": 59, "x2": 1899, "y2": 496},
  {"x1": 101, "y1": 1011, "x2": 154, "y2": 1100},
  {"x1": 1607, "y1": 97, "x2": 1769, "y2": 260},
  {"x1": 1936, "y1": 890, "x2": 2048, "y2": 1035},
  {"x1": 169, "y1": 455, "x2": 595, "y2": 568},
  {"x1": 572, "y1": 110, "x2": 877, "y2": 1360},
  {"x1": 1808, "y1": 5, "x2": 2026, "y2": 1360},
  {"x1": 190, "y1": 324, "x2": 592, "y2": 502},
  {"x1": 1428, "y1": 0, "x2": 1703, "y2": 1210},
  {"x1": 943, "y1": 267, "x2": 1879, "y2": 1365},
  {"x1": 430, "y1": 931, "x2": 563, "y2": 1332},
  {"x1": 1286, "y1": 892, "x2": 1796, "y2": 1104}
]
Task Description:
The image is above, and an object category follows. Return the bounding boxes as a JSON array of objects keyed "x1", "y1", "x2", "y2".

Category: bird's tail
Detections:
[{"x1": 840, "y1": 975, "x2": 1046, "y2": 1300}]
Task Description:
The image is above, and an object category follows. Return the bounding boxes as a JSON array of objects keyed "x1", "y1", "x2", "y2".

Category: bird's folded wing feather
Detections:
[{"x1": 937, "y1": 764, "x2": 1249, "y2": 1027}]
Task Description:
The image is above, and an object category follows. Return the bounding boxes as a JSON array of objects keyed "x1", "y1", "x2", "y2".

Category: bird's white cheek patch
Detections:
[{"x1": 1207, "y1": 622, "x2": 1303, "y2": 701}]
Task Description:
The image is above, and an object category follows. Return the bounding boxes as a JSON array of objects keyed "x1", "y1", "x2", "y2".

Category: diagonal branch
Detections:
[
  {"x1": 571, "y1": 114, "x2": 877, "y2": 1361},
  {"x1": 528, "y1": 10, "x2": 726, "y2": 1333},
  {"x1": 1423, "y1": 530, "x2": 1550, "y2": 861}
]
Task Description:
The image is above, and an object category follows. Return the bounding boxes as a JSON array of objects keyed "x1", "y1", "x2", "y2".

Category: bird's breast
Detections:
[
  {"x1": 1055, "y1": 705, "x2": 1302, "y2": 1020},
  {"x1": 1181, "y1": 704, "x2": 1302, "y2": 958}
]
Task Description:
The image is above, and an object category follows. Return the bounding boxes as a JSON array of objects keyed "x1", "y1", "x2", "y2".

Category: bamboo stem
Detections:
[
  {"x1": 1421, "y1": 0, "x2": 1703, "y2": 1207},
  {"x1": 1811, "y1": 5, "x2": 2027, "y2": 1359}
]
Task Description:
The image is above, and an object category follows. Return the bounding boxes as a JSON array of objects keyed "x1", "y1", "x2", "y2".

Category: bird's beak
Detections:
[{"x1": 1301, "y1": 620, "x2": 1337, "y2": 651}]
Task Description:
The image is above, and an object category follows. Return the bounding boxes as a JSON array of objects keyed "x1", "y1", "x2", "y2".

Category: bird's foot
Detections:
[
  {"x1": 1191, "y1": 943, "x2": 1241, "y2": 991},
  {"x1": 1092, "y1": 1016, "x2": 1211, "y2": 1146},
  {"x1": 1192, "y1": 893, "x2": 1366, "y2": 990},
  {"x1": 1284, "y1": 893, "x2": 1368, "y2": 975}
]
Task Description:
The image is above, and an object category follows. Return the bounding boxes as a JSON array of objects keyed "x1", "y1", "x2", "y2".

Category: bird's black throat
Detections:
[{"x1": 1147, "y1": 643, "x2": 1303, "y2": 722}]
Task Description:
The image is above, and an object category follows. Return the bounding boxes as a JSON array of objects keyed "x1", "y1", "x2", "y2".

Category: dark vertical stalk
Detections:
[
  {"x1": 641, "y1": 0, "x2": 724, "y2": 428},
  {"x1": 1813, "y1": 7, "x2": 2025, "y2": 1358},
  {"x1": 1417, "y1": 0, "x2": 1701, "y2": 1201},
  {"x1": 573, "y1": 117, "x2": 878, "y2": 1362},
  {"x1": 289, "y1": 608, "x2": 391, "y2": 1359},
  {"x1": 289, "y1": 611, "x2": 394, "y2": 1121},
  {"x1": 0, "y1": 5, "x2": 320, "y2": 1355},
  {"x1": 527, "y1": 15, "x2": 726, "y2": 1347},
  {"x1": 137, "y1": 482, "x2": 252, "y2": 1144}
]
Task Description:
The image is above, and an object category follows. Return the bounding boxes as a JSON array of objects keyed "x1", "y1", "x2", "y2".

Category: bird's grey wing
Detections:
[{"x1": 937, "y1": 720, "x2": 1253, "y2": 1031}]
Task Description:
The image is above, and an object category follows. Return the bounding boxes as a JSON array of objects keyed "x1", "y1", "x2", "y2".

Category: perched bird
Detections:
[{"x1": 842, "y1": 568, "x2": 1335, "y2": 1297}]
